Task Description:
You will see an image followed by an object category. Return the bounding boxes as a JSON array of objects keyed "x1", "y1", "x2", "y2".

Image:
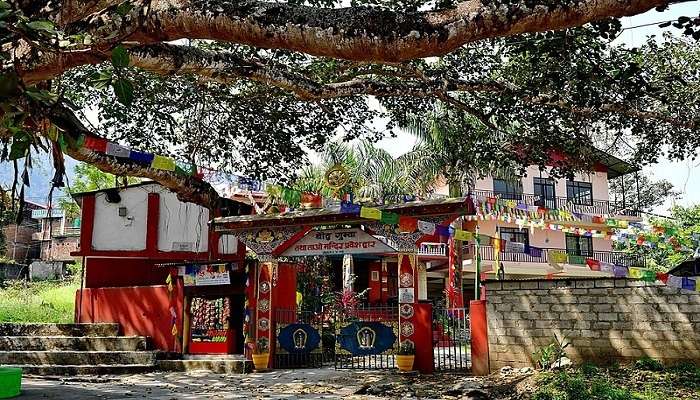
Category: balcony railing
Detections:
[
  {"x1": 465, "y1": 245, "x2": 645, "y2": 268},
  {"x1": 469, "y1": 189, "x2": 641, "y2": 217},
  {"x1": 418, "y1": 242, "x2": 448, "y2": 257}
]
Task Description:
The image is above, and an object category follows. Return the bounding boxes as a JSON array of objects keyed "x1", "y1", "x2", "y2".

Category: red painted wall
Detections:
[
  {"x1": 413, "y1": 303, "x2": 434, "y2": 374},
  {"x1": 75, "y1": 284, "x2": 183, "y2": 352},
  {"x1": 85, "y1": 258, "x2": 171, "y2": 288},
  {"x1": 368, "y1": 261, "x2": 382, "y2": 304},
  {"x1": 272, "y1": 262, "x2": 298, "y2": 312}
]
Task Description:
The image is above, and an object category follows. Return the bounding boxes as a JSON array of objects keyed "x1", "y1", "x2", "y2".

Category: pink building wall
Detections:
[{"x1": 474, "y1": 220, "x2": 612, "y2": 252}]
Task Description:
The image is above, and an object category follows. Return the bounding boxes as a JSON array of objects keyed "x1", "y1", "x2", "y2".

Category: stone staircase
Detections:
[
  {"x1": 157, "y1": 354, "x2": 251, "y2": 374},
  {"x1": 0, "y1": 323, "x2": 157, "y2": 375}
]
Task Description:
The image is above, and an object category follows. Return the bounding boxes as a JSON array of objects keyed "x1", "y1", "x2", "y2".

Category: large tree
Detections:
[{"x1": 1, "y1": 0, "x2": 699, "y2": 207}]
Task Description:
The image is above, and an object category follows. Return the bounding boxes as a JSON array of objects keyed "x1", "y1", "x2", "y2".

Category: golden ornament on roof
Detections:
[{"x1": 324, "y1": 164, "x2": 349, "y2": 190}]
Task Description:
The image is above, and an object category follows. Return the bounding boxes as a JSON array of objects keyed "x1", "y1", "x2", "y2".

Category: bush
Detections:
[
  {"x1": 533, "y1": 371, "x2": 634, "y2": 400},
  {"x1": 580, "y1": 362, "x2": 599, "y2": 376},
  {"x1": 635, "y1": 356, "x2": 664, "y2": 372}
]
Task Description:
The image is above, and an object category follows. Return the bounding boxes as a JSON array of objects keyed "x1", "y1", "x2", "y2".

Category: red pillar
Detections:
[
  {"x1": 412, "y1": 303, "x2": 434, "y2": 374},
  {"x1": 470, "y1": 300, "x2": 489, "y2": 375},
  {"x1": 145, "y1": 193, "x2": 159, "y2": 252},
  {"x1": 447, "y1": 237, "x2": 464, "y2": 308}
]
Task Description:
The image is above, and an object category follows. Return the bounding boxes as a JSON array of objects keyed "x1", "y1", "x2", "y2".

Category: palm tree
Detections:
[
  {"x1": 401, "y1": 107, "x2": 519, "y2": 197},
  {"x1": 291, "y1": 140, "x2": 415, "y2": 204}
]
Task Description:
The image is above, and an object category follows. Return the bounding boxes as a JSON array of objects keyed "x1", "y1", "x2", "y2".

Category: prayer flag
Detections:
[
  {"x1": 606, "y1": 218, "x2": 618, "y2": 227},
  {"x1": 656, "y1": 272, "x2": 669, "y2": 284},
  {"x1": 628, "y1": 267, "x2": 645, "y2": 279},
  {"x1": 151, "y1": 155, "x2": 176, "y2": 171},
  {"x1": 418, "y1": 220, "x2": 436, "y2": 235},
  {"x1": 398, "y1": 216, "x2": 418, "y2": 233},
  {"x1": 667, "y1": 275, "x2": 683, "y2": 289},
  {"x1": 600, "y1": 261, "x2": 615, "y2": 274},
  {"x1": 613, "y1": 265, "x2": 629, "y2": 278},
  {"x1": 340, "y1": 201, "x2": 361, "y2": 215},
  {"x1": 549, "y1": 251, "x2": 568, "y2": 264},
  {"x1": 586, "y1": 259, "x2": 601, "y2": 271},
  {"x1": 682, "y1": 277, "x2": 696, "y2": 291},
  {"x1": 129, "y1": 150, "x2": 154, "y2": 165},
  {"x1": 360, "y1": 207, "x2": 381, "y2": 220},
  {"x1": 490, "y1": 237, "x2": 505, "y2": 251},
  {"x1": 380, "y1": 211, "x2": 399, "y2": 224},
  {"x1": 641, "y1": 269, "x2": 657, "y2": 282},
  {"x1": 105, "y1": 142, "x2": 130, "y2": 158},
  {"x1": 454, "y1": 229, "x2": 473, "y2": 241},
  {"x1": 525, "y1": 246, "x2": 543, "y2": 258},
  {"x1": 435, "y1": 225, "x2": 450, "y2": 237},
  {"x1": 568, "y1": 255, "x2": 586, "y2": 265},
  {"x1": 504, "y1": 241, "x2": 525, "y2": 253},
  {"x1": 617, "y1": 220, "x2": 629, "y2": 229},
  {"x1": 84, "y1": 136, "x2": 107, "y2": 152}
]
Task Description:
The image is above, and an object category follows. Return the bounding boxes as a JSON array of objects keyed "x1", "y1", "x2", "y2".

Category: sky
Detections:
[{"x1": 371, "y1": 1, "x2": 700, "y2": 215}]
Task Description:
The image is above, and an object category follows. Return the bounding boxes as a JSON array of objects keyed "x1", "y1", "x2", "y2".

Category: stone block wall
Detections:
[{"x1": 485, "y1": 278, "x2": 700, "y2": 369}]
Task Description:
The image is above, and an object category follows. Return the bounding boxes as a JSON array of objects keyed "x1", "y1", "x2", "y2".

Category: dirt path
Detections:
[{"x1": 19, "y1": 368, "x2": 526, "y2": 399}]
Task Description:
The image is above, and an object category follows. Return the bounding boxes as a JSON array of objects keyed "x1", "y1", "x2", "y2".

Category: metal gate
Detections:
[
  {"x1": 433, "y1": 307, "x2": 470, "y2": 371},
  {"x1": 335, "y1": 306, "x2": 398, "y2": 369},
  {"x1": 274, "y1": 309, "x2": 324, "y2": 368}
]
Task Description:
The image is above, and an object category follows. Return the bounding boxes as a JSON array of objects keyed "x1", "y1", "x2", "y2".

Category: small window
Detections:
[
  {"x1": 565, "y1": 234, "x2": 593, "y2": 257},
  {"x1": 533, "y1": 177, "x2": 556, "y2": 208},
  {"x1": 567, "y1": 181, "x2": 593, "y2": 205},
  {"x1": 493, "y1": 179, "x2": 522, "y2": 200},
  {"x1": 500, "y1": 227, "x2": 529, "y2": 247}
]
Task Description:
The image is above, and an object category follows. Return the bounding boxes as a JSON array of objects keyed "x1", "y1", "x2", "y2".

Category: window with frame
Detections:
[
  {"x1": 566, "y1": 181, "x2": 593, "y2": 205},
  {"x1": 565, "y1": 234, "x2": 593, "y2": 257},
  {"x1": 493, "y1": 179, "x2": 523, "y2": 200},
  {"x1": 500, "y1": 227, "x2": 529, "y2": 247},
  {"x1": 533, "y1": 177, "x2": 556, "y2": 208}
]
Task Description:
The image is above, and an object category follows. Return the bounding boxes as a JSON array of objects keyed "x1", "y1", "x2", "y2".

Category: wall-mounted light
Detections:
[{"x1": 118, "y1": 207, "x2": 128, "y2": 217}]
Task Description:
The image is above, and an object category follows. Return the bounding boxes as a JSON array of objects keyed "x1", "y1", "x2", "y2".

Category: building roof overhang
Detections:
[{"x1": 213, "y1": 196, "x2": 475, "y2": 232}]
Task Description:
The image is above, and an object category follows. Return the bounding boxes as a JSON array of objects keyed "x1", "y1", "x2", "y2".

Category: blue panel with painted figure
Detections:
[
  {"x1": 277, "y1": 323, "x2": 321, "y2": 354},
  {"x1": 338, "y1": 322, "x2": 396, "y2": 355}
]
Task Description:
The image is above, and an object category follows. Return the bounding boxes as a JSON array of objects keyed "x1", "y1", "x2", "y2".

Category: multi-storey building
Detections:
[{"x1": 433, "y1": 151, "x2": 645, "y2": 280}]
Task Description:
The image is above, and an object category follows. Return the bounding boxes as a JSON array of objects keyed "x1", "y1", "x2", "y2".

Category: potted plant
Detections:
[
  {"x1": 252, "y1": 338, "x2": 270, "y2": 371},
  {"x1": 396, "y1": 340, "x2": 415, "y2": 372}
]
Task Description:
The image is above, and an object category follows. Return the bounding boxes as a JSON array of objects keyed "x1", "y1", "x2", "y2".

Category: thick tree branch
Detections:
[
  {"x1": 20, "y1": 0, "x2": 670, "y2": 83},
  {"x1": 136, "y1": 0, "x2": 669, "y2": 62},
  {"x1": 46, "y1": 102, "x2": 222, "y2": 208}
]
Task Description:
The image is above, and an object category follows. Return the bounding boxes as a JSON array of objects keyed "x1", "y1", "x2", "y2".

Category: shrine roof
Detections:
[{"x1": 213, "y1": 196, "x2": 474, "y2": 231}]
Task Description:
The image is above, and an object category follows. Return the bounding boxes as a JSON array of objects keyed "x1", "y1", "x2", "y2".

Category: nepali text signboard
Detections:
[
  {"x1": 183, "y1": 264, "x2": 231, "y2": 286},
  {"x1": 281, "y1": 228, "x2": 396, "y2": 257}
]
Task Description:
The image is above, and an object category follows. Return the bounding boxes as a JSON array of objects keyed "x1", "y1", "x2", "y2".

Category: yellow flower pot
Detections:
[
  {"x1": 396, "y1": 355, "x2": 415, "y2": 372},
  {"x1": 252, "y1": 353, "x2": 270, "y2": 370}
]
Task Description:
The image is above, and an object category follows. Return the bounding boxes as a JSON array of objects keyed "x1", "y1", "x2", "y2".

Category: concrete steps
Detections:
[
  {"x1": 0, "y1": 351, "x2": 156, "y2": 365},
  {"x1": 0, "y1": 336, "x2": 147, "y2": 351},
  {"x1": 0, "y1": 323, "x2": 156, "y2": 375},
  {"x1": 158, "y1": 355, "x2": 251, "y2": 374},
  {"x1": 0, "y1": 323, "x2": 120, "y2": 337},
  {"x1": 10, "y1": 364, "x2": 156, "y2": 375}
]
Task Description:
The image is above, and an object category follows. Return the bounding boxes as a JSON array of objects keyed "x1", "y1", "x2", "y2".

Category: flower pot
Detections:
[
  {"x1": 252, "y1": 353, "x2": 270, "y2": 370},
  {"x1": 396, "y1": 355, "x2": 415, "y2": 372},
  {"x1": 0, "y1": 367, "x2": 21, "y2": 398}
]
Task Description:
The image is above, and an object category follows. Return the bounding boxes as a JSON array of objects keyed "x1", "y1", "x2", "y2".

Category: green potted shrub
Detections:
[
  {"x1": 396, "y1": 340, "x2": 415, "y2": 372},
  {"x1": 252, "y1": 338, "x2": 270, "y2": 371}
]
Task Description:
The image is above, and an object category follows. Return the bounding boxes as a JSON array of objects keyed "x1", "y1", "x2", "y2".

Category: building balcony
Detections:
[
  {"x1": 470, "y1": 189, "x2": 641, "y2": 218},
  {"x1": 465, "y1": 245, "x2": 645, "y2": 268}
]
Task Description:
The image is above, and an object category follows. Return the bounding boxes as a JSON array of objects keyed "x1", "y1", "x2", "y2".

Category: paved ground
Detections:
[{"x1": 19, "y1": 368, "x2": 504, "y2": 399}]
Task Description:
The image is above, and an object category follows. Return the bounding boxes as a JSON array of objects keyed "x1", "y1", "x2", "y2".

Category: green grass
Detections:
[
  {"x1": 529, "y1": 360, "x2": 700, "y2": 400},
  {"x1": 0, "y1": 280, "x2": 78, "y2": 323}
]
